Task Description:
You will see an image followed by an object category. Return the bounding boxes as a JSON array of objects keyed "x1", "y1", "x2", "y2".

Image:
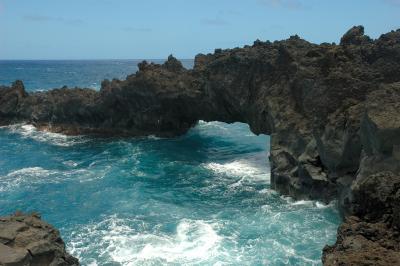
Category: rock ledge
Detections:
[{"x1": 0, "y1": 213, "x2": 79, "y2": 266}]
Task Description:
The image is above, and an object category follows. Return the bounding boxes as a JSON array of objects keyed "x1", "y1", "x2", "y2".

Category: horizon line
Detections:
[{"x1": 0, "y1": 58, "x2": 195, "y2": 61}]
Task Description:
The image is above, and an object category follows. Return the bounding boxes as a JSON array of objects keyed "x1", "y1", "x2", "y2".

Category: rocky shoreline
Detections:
[
  {"x1": 0, "y1": 212, "x2": 79, "y2": 265},
  {"x1": 1, "y1": 26, "x2": 399, "y2": 265}
]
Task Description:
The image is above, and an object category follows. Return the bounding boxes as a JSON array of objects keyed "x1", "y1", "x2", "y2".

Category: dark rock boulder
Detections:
[
  {"x1": 0, "y1": 212, "x2": 79, "y2": 266},
  {"x1": 350, "y1": 172, "x2": 400, "y2": 224},
  {"x1": 340, "y1": 25, "x2": 372, "y2": 45},
  {"x1": 0, "y1": 81, "x2": 27, "y2": 125}
]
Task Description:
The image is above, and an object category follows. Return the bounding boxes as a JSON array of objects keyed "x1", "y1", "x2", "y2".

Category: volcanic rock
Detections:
[{"x1": 0, "y1": 213, "x2": 79, "y2": 266}]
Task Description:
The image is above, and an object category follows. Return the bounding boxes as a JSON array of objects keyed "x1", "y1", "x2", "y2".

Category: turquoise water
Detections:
[{"x1": 0, "y1": 61, "x2": 340, "y2": 265}]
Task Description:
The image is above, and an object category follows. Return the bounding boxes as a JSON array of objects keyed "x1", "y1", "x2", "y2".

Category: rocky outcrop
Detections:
[
  {"x1": 322, "y1": 216, "x2": 400, "y2": 265},
  {"x1": 0, "y1": 26, "x2": 399, "y2": 264},
  {"x1": 322, "y1": 82, "x2": 400, "y2": 265},
  {"x1": 0, "y1": 212, "x2": 79, "y2": 266}
]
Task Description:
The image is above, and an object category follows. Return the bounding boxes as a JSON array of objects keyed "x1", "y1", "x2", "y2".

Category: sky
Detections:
[{"x1": 0, "y1": 0, "x2": 399, "y2": 59}]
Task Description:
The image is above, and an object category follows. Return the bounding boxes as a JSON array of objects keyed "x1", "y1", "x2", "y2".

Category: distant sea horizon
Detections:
[
  {"x1": 0, "y1": 59, "x2": 195, "y2": 91},
  {"x1": 0, "y1": 58, "x2": 193, "y2": 61}
]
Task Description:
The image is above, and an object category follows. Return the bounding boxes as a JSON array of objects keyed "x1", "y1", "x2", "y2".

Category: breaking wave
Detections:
[
  {"x1": 1, "y1": 124, "x2": 87, "y2": 147},
  {"x1": 69, "y1": 216, "x2": 223, "y2": 265}
]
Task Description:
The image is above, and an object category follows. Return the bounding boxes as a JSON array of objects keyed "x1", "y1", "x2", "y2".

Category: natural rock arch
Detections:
[{"x1": 1, "y1": 26, "x2": 400, "y2": 264}]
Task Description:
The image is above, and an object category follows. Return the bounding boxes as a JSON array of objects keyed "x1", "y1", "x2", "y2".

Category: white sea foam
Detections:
[
  {"x1": 0, "y1": 167, "x2": 79, "y2": 192},
  {"x1": 291, "y1": 200, "x2": 315, "y2": 206},
  {"x1": 110, "y1": 220, "x2": 221, "y2": 264},
  {"x1": 316, "y1": 201, "x2": 332, "y2": 209},
  {"x1": 205, "y1": 160, "x2": 268, "y2": 179},
  {"x1": 0, "y1": 166, "x2": 104, "y2": 192},
  {"x1": 193, "y1": 121, "x2": 269, "y2": 146},
  {"x1": 196, "y1": 120, "x2": 229, "y2": 131},
  {"x1": 258, "y1": 188, "x2": 276, "y2": 195},
  {"x1": 190, "y1": 121, "x2": 236, "y2": 139},
  {"x1": 203, "y1": 152, "x2": 270, "y2": 183},
  {"x1": 147, "y1": 135, "x2": 162, "y2": 140},
  {"x1": 63, "y1": 160, "x2": 78, "y2": 167},
  {"x1": 282, "y1": 195, "x2": 336, "y2": 209},
  {"x1": 265, "y1": 239, "x2": 321, "y2": 265},
  {"x1": 0, "y1": 167, "x2": 56, "y2": 191},
  {"x1": 69, "y1": 216, "x2": 223, "y2": 265},
  {"x1": 3, "y1": 123, "x2": 86, "y2": 147}
]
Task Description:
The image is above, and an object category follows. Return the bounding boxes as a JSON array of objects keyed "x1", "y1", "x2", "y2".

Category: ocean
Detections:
[
  {"x1": 0, "y1": 60, "x2": 194, "y2": 91},
  {"x1": 0, "y1": 60, "x2": 340, "y2": 265}
]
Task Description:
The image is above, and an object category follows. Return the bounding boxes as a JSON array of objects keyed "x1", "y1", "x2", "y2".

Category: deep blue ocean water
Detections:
[
  {"x1": 0, "y1": 60, "x2": 194, "y2": 91},
  {"x1": 0, "y1": 60, "x2": 340, "y2": 265}
]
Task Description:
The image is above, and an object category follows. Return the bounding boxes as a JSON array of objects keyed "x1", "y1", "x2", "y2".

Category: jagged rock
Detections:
[
  {"x1": 361, "y1": 83, "x2": 400, "y2": 156},
  {"x1": 322, "y1": 216, "x2": 400, "y2": 266},
  {"x1": 164, "y1": 54, "x2": 184, "y2": 72},
  {"x1": 0, "y1": 81, "x2": 27, "y2": 125},
  {"x1": 323, "y1": 83, "x2": 400, "y2": 264},
  {"x1": 340, "y1": 25, "x2": 372, "y2": 45},
  {"x1": 1, "y1": 27, "x2": 400, "y2": 264},
  {"x1": 350, "y1": 172, "x2": 400, "y2": 224},
  {"x1": 0, "y1": 213, "x2": 79, "y2": 266}
]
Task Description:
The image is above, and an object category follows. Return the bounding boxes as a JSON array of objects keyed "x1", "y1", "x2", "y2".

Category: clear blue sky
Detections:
[{"x1": 0, "y1": 0, "x2": 399, "y2": 59}]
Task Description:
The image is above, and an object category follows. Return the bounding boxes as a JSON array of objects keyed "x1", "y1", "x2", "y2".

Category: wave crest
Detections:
[
  {"x1": 1, "y1": 124, "x2": 87, "y2": 147},
  {"x1": 69, "y1": 216, "x2": 223, "y2": 265}
]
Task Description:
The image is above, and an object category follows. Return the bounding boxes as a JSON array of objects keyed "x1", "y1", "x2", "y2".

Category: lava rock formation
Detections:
[
  {"x1": 0, "y1": 213, "x2": 79, "y2": 266},
  {"x1": 1, "y1": 26, "x2": 399, "y2": 265}
]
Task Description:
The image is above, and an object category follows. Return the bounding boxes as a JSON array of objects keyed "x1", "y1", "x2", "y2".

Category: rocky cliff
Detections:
[
  {"x1": 0, "y1": 26, "x2": 399, "y2": 264},
  {"x1": 0, "y1": 213, "x2": 79, "y2": 266}
]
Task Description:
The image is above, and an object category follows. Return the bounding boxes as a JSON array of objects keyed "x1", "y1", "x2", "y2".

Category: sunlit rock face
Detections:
[
  {"x1": 0, "y1": 213, "x2": 79, "y2": 265},
  {"x1": 0, "y1": 26, "x2": 400, "y2": 264}
]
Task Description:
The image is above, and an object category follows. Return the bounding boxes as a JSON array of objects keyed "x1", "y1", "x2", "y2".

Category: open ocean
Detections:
[{"x1": 0, "y1": 60, "x2": 340, "y2": 265}]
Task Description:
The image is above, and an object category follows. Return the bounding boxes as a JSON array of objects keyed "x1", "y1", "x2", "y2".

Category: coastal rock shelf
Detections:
[
  {"x1": 0, "y1": 213, "x2": 79, "y2": 266},
  {"x1": 1, "y1": 26, "x2": 399, "y2": 265}
]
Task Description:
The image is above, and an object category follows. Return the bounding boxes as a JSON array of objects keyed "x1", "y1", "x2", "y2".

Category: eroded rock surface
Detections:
[
  {"x1": 1, "y1": 26, "x2": 399, "y2": 264},
  {"x1": 0, "y1": 213, "x2": 79, "y2": 266},
  {"x1": 322, "y1": 216, "x2": 400, "y2": 266}
]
